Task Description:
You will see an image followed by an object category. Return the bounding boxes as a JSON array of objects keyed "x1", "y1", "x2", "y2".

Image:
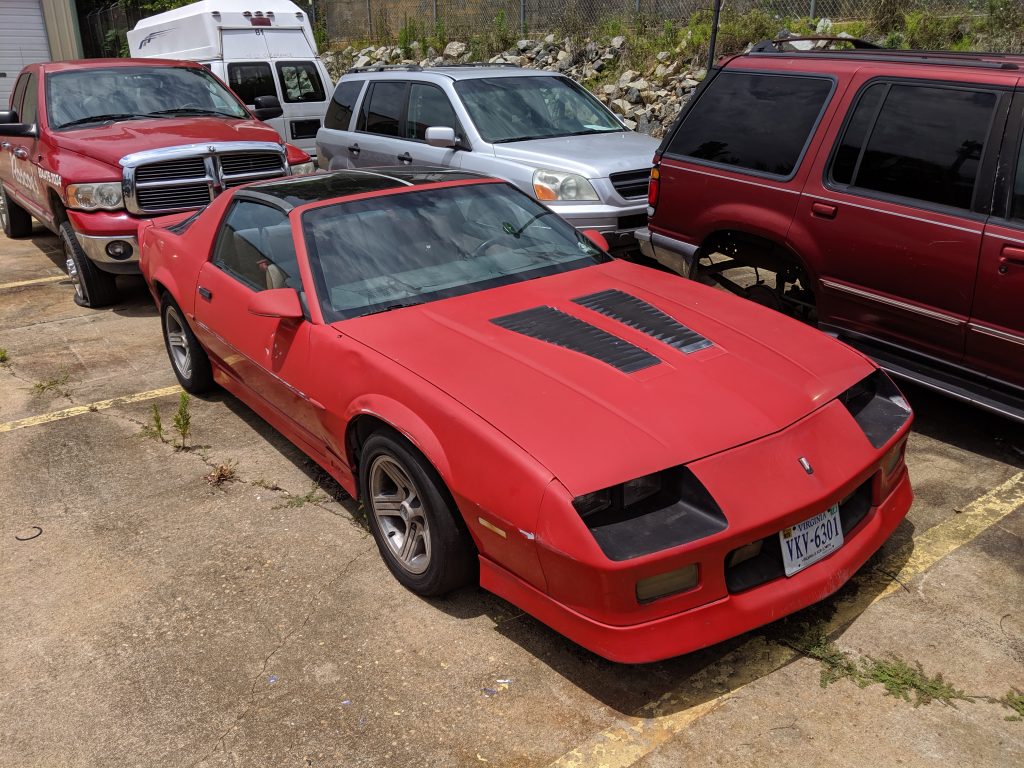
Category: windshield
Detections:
[
  {"x1": 46, "y1": 67, "x2": 249, "y2": 130},
  {"x1": 454, "y1": 76, "x2": 623, "y2": 143},
  {"x1": 302, "y1": 182, "x2": 609, "y2": 321}
]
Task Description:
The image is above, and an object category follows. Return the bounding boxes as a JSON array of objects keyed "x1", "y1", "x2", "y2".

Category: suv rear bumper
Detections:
[{"x1": 635, "y1": 227, "x2": 699, "y2": 277}]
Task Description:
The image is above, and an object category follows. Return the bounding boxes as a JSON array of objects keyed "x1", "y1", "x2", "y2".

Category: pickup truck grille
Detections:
[
  {"x1": 122, "y1": 143, "x2": 289, "y2": 215},
  {"x1": 609, "y1": 169, "x2": 651, "y2": 200}
]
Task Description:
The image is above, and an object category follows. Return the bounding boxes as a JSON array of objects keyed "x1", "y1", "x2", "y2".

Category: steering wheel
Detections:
[{"x1": 467, "y1": 237, "x2": 506, "y2": 260}]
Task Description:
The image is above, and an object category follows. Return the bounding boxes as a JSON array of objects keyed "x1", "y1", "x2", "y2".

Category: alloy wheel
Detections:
[
  {"x1": 164, "y1": 305, "x2": 193, "y2": 380},
  {"x1": 369, "y1": 455, "x2": 431, "y2": 575}
]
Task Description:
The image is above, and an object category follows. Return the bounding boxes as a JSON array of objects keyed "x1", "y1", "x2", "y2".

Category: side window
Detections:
[
  {"x1": 20, "y1": 74, "x2": 38, "y2": 124},
  {"x1": 405, "y1": 83, "x2": 457, "y2": 140},
  {"x1": 831, "y1": 83, "x2": 886, "y2": 185},
  {"x1": 665, "y1": 72, "x2": 833, "y2": 178},
  {"x1": 832, "y1": 83, "x2": 996, "y2": 211},
  {"x1": 1012, "y1": 127, "x2": 1024, "y2": 221},
  {"x1": 10, "y1": 73, "x2": 28, "y2": 113},
  {"x1": 275, "y1": 61, "x2": 326, "y2": 104},
  {"x1": 212, "y1": 201, "x2": 300, "y2": 292},
  {"x1": 357, "y1": 81, "x2": 406, "y2": 137},
  {"x1": 228, "y1": 63, "x2": 276, "y2": 106},
  {"x1": 324, "y1": 80, "x2": 363, "y2": 131}
]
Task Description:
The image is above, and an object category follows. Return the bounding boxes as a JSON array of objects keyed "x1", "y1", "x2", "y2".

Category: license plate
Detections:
[{"x1": 780, "y1": 504, "x2": 844, "y2": 577}]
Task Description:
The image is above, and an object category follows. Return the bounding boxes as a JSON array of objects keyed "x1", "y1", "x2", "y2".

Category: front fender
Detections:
[{"x1": 345, "y1": 394, "x2": 453, "y2": 481}]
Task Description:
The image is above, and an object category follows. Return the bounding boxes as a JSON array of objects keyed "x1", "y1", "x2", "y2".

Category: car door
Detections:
[
  {"x1": 318, "y1": 79, "x2": 365, "y2": 170},
  {"x1": 350, "y1": 80, "x2": 408, "y2": 167},
  {"x1": 399, "y1": 81, "x2": 463, "y2": 167},
  {"x1": 273, "y1": 60, "x2": 329, "y2": 154},
  {"x1": 192, "y1": 198, "x2": 324, "y2": 445},
  {"x1": 966, "y1": 88, "x2": 1024, "y2": 388},
  {"x1": 794, "y1": 77, "x2": 1009, "y2": 364},
  {"x1": 3, "y1": 71, "x2": 47, "y2": 219}
]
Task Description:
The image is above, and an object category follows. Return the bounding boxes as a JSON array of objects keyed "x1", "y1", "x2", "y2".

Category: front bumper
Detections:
[
  {"x1": 635, "y1": 226, "x2": 699, "y2": 278},
  {"x1": 482, "y1": 468, "x2": 912, "y2": 663},
  {"x1": 66, "y1": 209, "x2": 141, "y2": 273},
  {"x1": 550, "y1": 201, "x2": 649, "y2": 252}
]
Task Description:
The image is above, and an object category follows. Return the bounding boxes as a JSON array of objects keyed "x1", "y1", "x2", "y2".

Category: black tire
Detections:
[
  {"x1": 60, "y1": 221, "x2": 118, "y2": 308},
  {"x1": 1, "y1": 185, "x2": 32, "y2": 238},
  {"x1": 160, "y1": 292, "x2": 214, "y2": 394},
  {"x1": 360, "y1": 431, "x2": 476, "y2": 596}
]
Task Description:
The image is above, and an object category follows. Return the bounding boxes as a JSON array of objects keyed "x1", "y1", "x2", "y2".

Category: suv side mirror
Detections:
[
  {"x1": 425, "y1": 126, "x2": 457, "y2": 149},
  {"x1": 253, "y1": 95, "x2": 283, "y2": 121},
  {"x1": 0, "y1": 110, "x2": 19, "y2": 124},
  {"x1": 248, "y1": 287, "x2": 304, "y2": 320},
  {"x1": 0, "y1": 122, "x2": 37, "y2": 138}
]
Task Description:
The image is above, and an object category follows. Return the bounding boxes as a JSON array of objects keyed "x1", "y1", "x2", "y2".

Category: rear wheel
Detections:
[
  {"x1": 360, "y1": 431, "x2": 476, "y2": 596},
  {"x1": 60, "y1": 222, "x2": 118, "y2": 308},
  {"x1": 160, "y1": 293, "x2": 213, "y2": 394},
  {"x1": 1, "y1": 186, "x2": 32, "y2": 238}
]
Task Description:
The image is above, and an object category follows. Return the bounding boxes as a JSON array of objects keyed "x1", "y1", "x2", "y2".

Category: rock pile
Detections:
[{"x1": 320, "y1": 35, "x2": 707, "y2": 138}]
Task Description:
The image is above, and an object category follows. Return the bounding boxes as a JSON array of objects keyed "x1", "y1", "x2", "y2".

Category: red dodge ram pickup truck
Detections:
[{"x1": 0, "y1": 58, "x2": 313, "y2": 307}]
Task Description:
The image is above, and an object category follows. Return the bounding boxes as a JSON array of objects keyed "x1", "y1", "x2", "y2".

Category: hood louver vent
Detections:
[
  {"x1": 573, "y1": 289, "x2": 713, "y2": 354},
  {"x1": 491, "y1": 306, "x2": 660, "y2": 373}
]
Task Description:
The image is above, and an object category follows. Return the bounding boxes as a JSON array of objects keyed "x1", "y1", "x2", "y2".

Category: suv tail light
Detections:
[{"x1": 648, "y1": 163, "x2": 661, "y2": 209}]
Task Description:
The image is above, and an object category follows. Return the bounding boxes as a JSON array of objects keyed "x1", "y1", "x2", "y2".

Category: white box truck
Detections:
[{"x1": 128, "y1": 0, "x2": 333, "y2": 159}]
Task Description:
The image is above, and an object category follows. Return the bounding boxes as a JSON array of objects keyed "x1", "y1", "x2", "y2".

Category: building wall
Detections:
[{"x1": 41, "y1": 0, "x2": 83, "y2": 61}]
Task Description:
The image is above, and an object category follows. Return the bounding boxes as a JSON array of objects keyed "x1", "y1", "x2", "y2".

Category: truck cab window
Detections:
[{"x1": 228, "y1": 63, "x2": 276, "y2": 106}]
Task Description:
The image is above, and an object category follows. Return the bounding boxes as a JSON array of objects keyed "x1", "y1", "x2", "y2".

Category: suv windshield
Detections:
[
  {"x1": 46, "y1": 66, "x2": 249, "y2": 130},
  {"x1": 302, "y1": 182, "x2": 609, "y2": 321},
  {"x1": 454, "y1": 76, "x2": 622, "y2": 143}
]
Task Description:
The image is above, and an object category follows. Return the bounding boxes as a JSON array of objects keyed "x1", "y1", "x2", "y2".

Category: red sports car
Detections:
[{"x1": 138, "y1": 169, "x2": 913, "y2": 663}]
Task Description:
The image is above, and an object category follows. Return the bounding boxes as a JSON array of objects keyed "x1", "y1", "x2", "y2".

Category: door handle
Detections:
[
  {"x1": 198, "y1": 286, "x2": 212, "y2": 301},
  {"x1": 811, "y1": 202, "x2": 838, "y2": 219},
  {"x1": 347, "y1": 143, "x2": 360, "y2": 155},
  {"x1": 397, "y1": 151, "x2": 412, "y2": 164},
  {"x1": 12, "y1": 147, "x2": 27, "y2": 160},
  {"x1": 998, "y1": 246, "x2": 1024, "y2": 274},
  {"x1": 0, "y1": 141, "x2": 9, "y2": 151}
]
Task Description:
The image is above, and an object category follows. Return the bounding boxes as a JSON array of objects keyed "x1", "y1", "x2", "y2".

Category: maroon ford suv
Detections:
[{"x1": 639, "y1": 45, "x2": 1024, "y2": 423}]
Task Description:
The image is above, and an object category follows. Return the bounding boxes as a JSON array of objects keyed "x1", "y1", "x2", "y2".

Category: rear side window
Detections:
[
  {"x1": 665, "y1": 72, "x2": 832, "y2": 178},
  {"x1": 228, "y1": 63, "x2": 276, "y2": 105},
  {"x1": 358, "y1": 81, "x2": 407, "y2": 137},
  {"x1": 405, "y1": 83, "x2": 457, "y2": 140},
  {"x1": 831, "y1": 83, "x2": 996, "y2": 211},
  {"x1": 213, "y1": 200, "x2": 299, "y2": 292},
  {"x1": 1011, "y1": 127, "x2": 1024, "y2": 221},
  {"x1": 276, "y1": 61, "x2": 326, "y2": 104},
  {"x1": 325, "y1": 80, "x2": 363, "y2": 131}
]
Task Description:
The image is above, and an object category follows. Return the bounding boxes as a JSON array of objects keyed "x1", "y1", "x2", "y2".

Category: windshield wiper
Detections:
[
  {"x1": 363, "y1": 301, "x2": 424, "y2": 316},
  {"x1": 491, "y1": 133, "x2": 562, "y2": 144},
  {"x1": 59, "y1": 113, "x2": 152, "y2": 128},
  {"x1": 148, "y1": 108, "x2": 241, "y2": 118},
  {"x1": 564, "y1": 128, "x2": 623, "y2": 136}
]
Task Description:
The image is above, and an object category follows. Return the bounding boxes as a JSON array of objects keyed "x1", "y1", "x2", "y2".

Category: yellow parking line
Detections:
[
  {"x1": 0, "y1": 275, "x2": 68, "y2": 290},
  {"x1": 549, "y1": 471, "x2": 1024, "y2": 768},
  {"x1": 0, "y1": 385, "x2": 182, "y2": 434}
]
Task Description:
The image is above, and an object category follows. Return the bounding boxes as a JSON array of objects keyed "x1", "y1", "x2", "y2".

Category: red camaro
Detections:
[{"x1": 139, "y1": 168, "x2": 913, "y2": 663}]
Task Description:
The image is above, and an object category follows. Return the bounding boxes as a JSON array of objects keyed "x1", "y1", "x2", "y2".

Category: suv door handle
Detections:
[
  {"x1": 347, "y1": 143, "x2": 360, "y2": 155},
  {"x1": 999, "y1": 246, "x2": 1024, "y2": 274},
  {"x1": 811, "y1": 202, "x2": 838, "y2": 219},
  {"x1": 198, "y1": 286, "x2": 213, "y2": 301},
  {"x1": 12, "y1": 147, "x2": 28, "y2": 160},
  {"x1": 397, "y1": 151, "x2": 412, "y2": 164}
]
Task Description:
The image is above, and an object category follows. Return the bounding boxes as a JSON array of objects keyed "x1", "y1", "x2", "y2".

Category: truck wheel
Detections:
[
  {"x1": 1, "y1": 186, "x2": 32, "y2": 238},
  {"x1": 60, "y1": 222, "x2": 118, "y2": 308}
]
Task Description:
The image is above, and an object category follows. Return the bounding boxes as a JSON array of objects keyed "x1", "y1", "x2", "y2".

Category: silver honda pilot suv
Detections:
[{"x1": 316, "y1": 64, "x2": 658, "y2": 251}]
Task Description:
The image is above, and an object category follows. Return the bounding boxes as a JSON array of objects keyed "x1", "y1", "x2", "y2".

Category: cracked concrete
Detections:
[{"x1": 2, "y1": 228, "x2": 1022, "y2": 767}]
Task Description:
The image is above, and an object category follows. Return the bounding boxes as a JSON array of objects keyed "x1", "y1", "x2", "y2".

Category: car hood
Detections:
[
  {"x1": 337, "y1": 260, "x2": 875, "y2": 495},
  {"x1": 490, "y1": 130, "x2": 659, "y2": 178},
  {"x1": 51, "y1": 117, "x2": 284, "y2": 168}
]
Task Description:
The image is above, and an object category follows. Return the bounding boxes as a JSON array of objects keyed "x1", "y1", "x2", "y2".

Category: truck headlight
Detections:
[
  {"x1": 290, "y1": 161, "x2": 316, "y2": 176},
  {"x1": 66, "y1": 182, "x2": 124, "y2": 211},
  {"x1": 533, "y1": 169, "x2": 599, "y2": 202}
]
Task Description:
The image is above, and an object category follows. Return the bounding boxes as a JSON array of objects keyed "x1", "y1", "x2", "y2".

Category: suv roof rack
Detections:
[
  {"x1": 749, "y1": 38, "x2": 1021, "y2": 70},
  {"x1": 346, "y1": 61, "x2": 522, "y2": 74}
]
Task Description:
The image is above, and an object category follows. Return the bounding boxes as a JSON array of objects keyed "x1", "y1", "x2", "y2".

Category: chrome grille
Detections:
[
  {"x1": 121, "y1": 142, "x2": 289, "y2": 215},
  {"x1": 609, "y1": 169, "x2": 651, "y2": 200}
]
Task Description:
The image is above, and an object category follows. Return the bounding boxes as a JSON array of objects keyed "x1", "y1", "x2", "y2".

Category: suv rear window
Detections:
[
  {"x1": 830, "y1": 82, "x2": 996, "y2": 211},
  {"x1": 325, "y1": 80, "x2": 363, "y2": 131},
  {"x1": 665, "y1": 72, "x2": 832, "y2": 178}
]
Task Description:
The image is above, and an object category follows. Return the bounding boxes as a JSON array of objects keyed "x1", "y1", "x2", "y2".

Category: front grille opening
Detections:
[
  {"x1": 610, "y1": 169, "x2": 651, "y2": 199},
  {"x1": 220, "y1": 152, "x2": 285, "y2": 176},
  {"x1": 724, "y1": 477, "x2": 874, "y2": 593},
  {"x1": 135, "y1": 157, "x2": 207, "y2": 183}
]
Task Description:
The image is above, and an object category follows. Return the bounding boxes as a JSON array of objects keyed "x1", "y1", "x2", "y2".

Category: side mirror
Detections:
[
  {"x1": 253, "y1": 95, "x2": 283, "y2": 121},
  {"x1": 0, "y1": 122, "x2": 37, "y2": 138},
  {"x1": 248, "y1": 287, "x2": 304, "y2": 320},
  {"x1": 581, "y1": 228, "x2": 610, "y2": 252},
  {"x1": 425, "y1": 126, "x2": 457, "y2": 148},
  {"x1": 0, "y1": 110, "x2": 19, "y2": 124}
]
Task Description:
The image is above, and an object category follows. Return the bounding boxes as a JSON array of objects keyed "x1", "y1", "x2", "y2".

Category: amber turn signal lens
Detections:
[{"x1": 636, "y1": 564, "x2": 698, "y2": 603}]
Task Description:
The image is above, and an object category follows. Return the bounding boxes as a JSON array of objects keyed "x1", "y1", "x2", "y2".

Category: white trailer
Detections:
[{"x1": 128, "y1": 0, "x2": 333, "y2": 158}]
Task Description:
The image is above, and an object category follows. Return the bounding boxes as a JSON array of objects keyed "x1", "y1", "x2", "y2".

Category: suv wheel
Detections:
[
  {"x1": 60, "y1": 222, "x2": 118, "y2": 308},
  {"x1": 1, "y1": 186, "x2": 33, "y2": 238}
]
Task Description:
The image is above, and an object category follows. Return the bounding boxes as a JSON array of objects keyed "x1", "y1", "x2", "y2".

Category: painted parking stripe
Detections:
[
  {"x1": 549, "y1": 472, "x2": 1024, "y2": 768},
  {"x1": 0, "y1": 385, "x2": 181, "y2": 434},
  {"x1": 0, "y1": 275, "x2": 68, "y2": 290}
]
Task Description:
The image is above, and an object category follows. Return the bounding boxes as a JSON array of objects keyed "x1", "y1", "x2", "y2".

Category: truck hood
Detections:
[
  {"x1": 51, "y1": 117, "x2": 284, "y2": 168},
  {"x1": 490, "y1": 130, "x2": 659, "y2": 178},
  {"x1": 337, "y1": 260, "x2": 875, "y2": 495}
]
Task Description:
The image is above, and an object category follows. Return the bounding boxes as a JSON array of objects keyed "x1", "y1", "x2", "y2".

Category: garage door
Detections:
[{"x1": 0, "y1": 0, "x2": 51, "y2": 109}]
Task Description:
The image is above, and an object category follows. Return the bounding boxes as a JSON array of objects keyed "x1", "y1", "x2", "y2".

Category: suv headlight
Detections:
[
  {"x1": 290, "y1": 161, "x2": 316, "y2": 176},
  {"x1": 66, "y1": 182, "x2": 124, "y2": 211},
  {"x1": 533, "y1": 169, "x2": 599, "y2": 202}
]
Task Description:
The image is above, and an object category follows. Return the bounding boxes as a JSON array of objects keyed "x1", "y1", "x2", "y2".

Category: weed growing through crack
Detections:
[
  {"x1": 140, "y1": 402, "x2": 165, "y2": 441},
  {"x1": 253, "y1": 478, "x2": 283, "y2": 492},
  {"x1": 277, "y1": 481, "x2": 325, "y2": 509},
  {"x1": 206, "y1": 460, "x2": 238, "y2": 487},
  {"x1": 784, "y1": 623, "x2": 971, "y2": 708},
  {"x1": 32, "y1": 368, "x2": 71, "y2": 398},
  {"x1": 0, "y1": 348, "x2": 8, "y2": 364},
  {"x1": 1002, "y1": 688, "x2": 1024, "y2": 721},
  {"x1": 172, "y1": 392, "x2": 191, "y2": 450}
]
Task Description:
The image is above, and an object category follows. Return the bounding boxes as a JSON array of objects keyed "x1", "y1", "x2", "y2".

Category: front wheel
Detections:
[
  {"x1": 360, "y1": 432, "x2": 476, "y2": 596},
  {"x1": 160, "y1": 294, "x2": 213, "y2": 393},
  {"x1": 60, "y1": 222, "x2": 118, "y2": 308}
]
